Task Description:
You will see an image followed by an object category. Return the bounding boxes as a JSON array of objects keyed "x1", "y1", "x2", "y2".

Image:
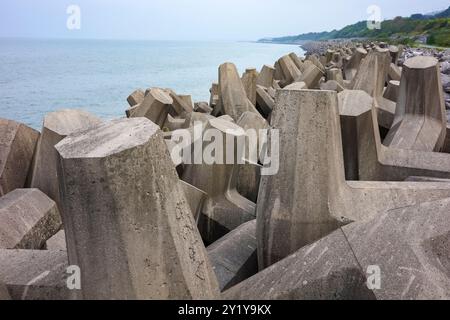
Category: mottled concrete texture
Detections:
[
  {"x1": 30, "y1": 109, "x2": 102, "y2": 210},
  {"x1": 384, "y1": 56, "x2": 446, "y2": 152},
  {"x1": 257, "y1": 89, "x2": 450, "y2": 268},
  {"x1": 0, "y1": 189, "x2": 61, "y2": 250},
  {"x1": 207, "y1": 220, "x2": 257, "y2": 291},
  {"x1": 0, "y1": 119, "x2": 39, "y2": 196},
  {"x1": 225, "y1": 198, "x2": 450, "y2": 300},
  {"x1": 219, "y1": 63, "x2": 261, "y2": 122},
  {"x1": 182, "y1": 118, "x2": 256, "y2": 245},
  {"x1": 0, "y1": 249, "x2": 72, "y2": 300},
  {"x1": 338, "y1": 89, "x2": 450, "y2": 181},
  {"x1": 55, "y1": 118, "x2": 219, "y2": 299}
]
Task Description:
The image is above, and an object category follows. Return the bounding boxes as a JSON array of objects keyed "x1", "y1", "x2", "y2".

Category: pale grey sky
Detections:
[{"x1": 1, "y1": 0, "x2": 449, "y2": 41}]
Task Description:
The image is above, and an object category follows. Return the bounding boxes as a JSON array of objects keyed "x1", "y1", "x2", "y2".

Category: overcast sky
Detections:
[{"x1": 1, "y1": 0, "x2": 449, "y2": 41}]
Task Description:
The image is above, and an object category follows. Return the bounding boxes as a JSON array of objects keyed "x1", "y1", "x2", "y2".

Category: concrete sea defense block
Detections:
[
  {"x1": 55, "y1": 118, "x2": 219, "y2": 299},
  {"x1": 257, "y1": 89, "x2": 450, "y2": 268},
  {"x1": 207, "y1": 220, "x2": 257, "y2": 291},
  {"x1": 128, "y1": 87, "x2": 174, "y2": 128},
  {"x1": 384, "y1": 56, "x2": 447, "y2": 152},
  {"x1": 30, "y1": 109, "x2": 102, "y2": 210},
  {"x1": 0, "y1": 249, "x2": 71, "y2": 300},
  {"x1": 46, "y1": 230, "x2": 66, "y2": 251},
  {"x1": 351, "y1": 49, "x2": 395, "y2": 129},
  {"x1": 0, "y1": 189, "x2": 61, "y2": 250},
  {"x1": 127, "y1": 89, "x2": 145, "y2": 107},
  {"x1": 241, "y1": 68, "x2": 258, "y2": 106},
  {"x1": 225, "y1": 197, "x2": 450, "y2": 300},
  {"x1": 0, "y1": 119, "x2": 39, "y2": 196},
  {"x1": 182, "y1": 118, "x2": 256, "y2": 244},
  {"x1": 219, "y1": 63, "x2": 261, "y2": 122},
  {"x1": 339, "y1": 89, "x2": 450, "y2": 181},
  {"x1": 256, "y1": 65, "x2": 275, "y2": 89},
  {"x1": 235, "y1": 112, "x2": 269, "y2": 203}
]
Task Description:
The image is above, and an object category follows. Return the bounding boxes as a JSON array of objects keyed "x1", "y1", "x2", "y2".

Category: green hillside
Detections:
[{"x1": 261, "y1": 6, "x2": 450, "y2": 47}]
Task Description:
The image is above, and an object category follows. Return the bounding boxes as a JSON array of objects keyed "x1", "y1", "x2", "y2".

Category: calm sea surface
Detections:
[{"x1": 0, "y1": 39, "x2": 304, "y2": 129}]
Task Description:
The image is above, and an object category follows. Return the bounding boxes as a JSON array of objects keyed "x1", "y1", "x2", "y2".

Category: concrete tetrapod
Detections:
[
  {"x1": 127, "y1": 89, "x2": 145, "y2": 107},
  {"x1": 0, "y1": 249, "x2": 71, "y2": 300},
  {"x1": 0, "y1": 119, "x2": 39, "y2": 196},
  {"x1": 384, "y1": 56, "x2": 447, "y2": 152},
  {"x1": 338, "y1": 90, "x2": 450, "y2": 181},
  {"x1": 207, "y1": 220, "x2": 257, "y2": 291},
  {"x1": 225, "y1": 197, "x2": 450, "y2": 300},
  {"x1": 181, "y1": 118, "x2": 256, "y2": 245},
  {"x1": 343, "y1": 47, "x2": 367, "y2": 81},
  {"x1": 277, "y1": 55, "x2": 302, "y2": 87},
  {"x1": 30, "y1": 109, "x2": 102, "y2": 210},
  {"x1": 55, "y1": 118, "x2": 219, "y2": 299},
  {"x1": 235, "y1": 112, "x2": 269, "y2": 203},
  {"x1": 256, "y1": 65, "x2": 275, "y2": 89},
  {"x1": 351, "y1": 49, "x2": 396, "y2": 129},
  {"x1": 219, "y1": 63, "x2": 261, "y2": 122},
  {"x1": 0, "y1": 189, "x2": 61, "y2": 249},
  {"x1": 128, "y1": 88, "x2": 174, "y2": 128},
  {"x1": 241, "y1": 68, "x2": 258, "y2": 106},
  {"x1": 257, "y1": 89, "x2": 450, "y2": 268}
]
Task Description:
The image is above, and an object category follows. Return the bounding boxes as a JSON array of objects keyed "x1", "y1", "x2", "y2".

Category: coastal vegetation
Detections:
[{"x1": 260, "y1": 6, "x2": 450, "y2": 47}]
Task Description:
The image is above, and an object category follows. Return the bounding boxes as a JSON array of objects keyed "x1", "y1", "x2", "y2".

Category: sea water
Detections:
[{"x1": 0, "y1": 38, "x2": 303, "y2": 129}]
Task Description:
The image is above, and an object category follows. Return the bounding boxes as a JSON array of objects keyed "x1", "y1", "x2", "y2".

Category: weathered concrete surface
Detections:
[
  {"x1": 326, "y1": 68, "x2": 344, "y2": 86},
  {"x1": 0, "y1": 249, "x2": 72, "y2": 300},
  {"x1": 306, "y1": 55, "x2": 326, "y2": 74},
  {"x1": 298, "y1": 64, "x2": 323, "y2": 89},
  {"x1": 182, "y1": 118, "x2": 256, "y2": 245},
  {"x1": 224, "y1": 229, "x2": 373, "y2": 300},
  {"x1": 389, "y1": 45, "x2": 400, "y2": 64},
  {"x1": 0, "y1": 282, "x2": 10, "y2": 300},
  {"x1": 128, "y1": 88, "x2": 174, "y2": 127},
  {"x1": 383, "y1": 80, "x2": 400, "y2": 102},
  {"x1": 194, "y1": 102, "x2": 213, "y2": 114},
  {"x1": 256, "y1": 85, "x2": 275, "y2": 117},
  {"x1": 288, "y1": 53, "x2": 304, "y2": 71},
  {"x1": 351, "y1": 49, "x2": 395, "y2": 129},
  {"x1": 342, "y1": 197, "x2": 450, "y2": 300},
  {"x1": 242, "y1": 68, "x2": 258, "y2": 106},
  {"x1": 180, "y1": 180, "x2": 207, "y2": 224},
  {"x1": 30, "y1": 109, "x2": 102, "y2": 210},
  {"x1": 0, "y1": 119, "x2": 39, "y2": 196},
  {"x1": 163, "y1": 114, "x2": 188, "y2": 132},
  {"x1": 207, "y1": 220, "x2": 257, "y2": 291},
  {"x1": 225, "y1": 198, "x2": 450, "y2": 300},
  {"x1": 277, "y1": 55, "x2": 302, "y2": 87},
  {"x1": 210, "y1": 83, "x2": 223, "y2": 116},
  {"x1": 384, "y1": 56, "x2": 446, "y2": 152},
  {"x1": 256, "y1": 65, "x2": 275, "y2": 89},
  {"x1": 388, "y1": 63, "x2": 402, "y2": 81},
  {"x1": 179, "y1": 94, "x2": 194, "y2": 110},
  {"x1": 219, "y1": 63, "x2": 261, "y2": 122},
  {"x1": 344, "y1": 47, "x2": 367, "y2": 81},
  {"x1": 0, "y1": 189, "x2": 61, "y2": 250},
  {"x1": 320, "y1": 80, "x2": 344, "y2": 92},
  {"x1": 235, "y1": 112, "x2": 269, "y2": 203},
  {"x1": 46, "y1": 230, "x2": 66, "y2": 251},
  {"x1": 127, "y1": 89, "x2": 145, "y2": 107},
  {"x1": 258, "y1": 89, "x2": 450, "y2": 268},
  {"x1": 283, "y1": 82, "x2": 307, "y2": 91},
  {"x1": 338, "y1": 89, "x2": 450, "y2": 181},
  {"x1": 167, "y1": 89, "x2": 194, "y2": 116},
  {"x1": 55, "y1": 118, "x2": 219, "y2": 299}
]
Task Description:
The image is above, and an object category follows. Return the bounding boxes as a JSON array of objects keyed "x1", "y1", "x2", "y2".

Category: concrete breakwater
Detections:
[{"x1": 1, "y1": 41, "x2": 450, "y2": 300}]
